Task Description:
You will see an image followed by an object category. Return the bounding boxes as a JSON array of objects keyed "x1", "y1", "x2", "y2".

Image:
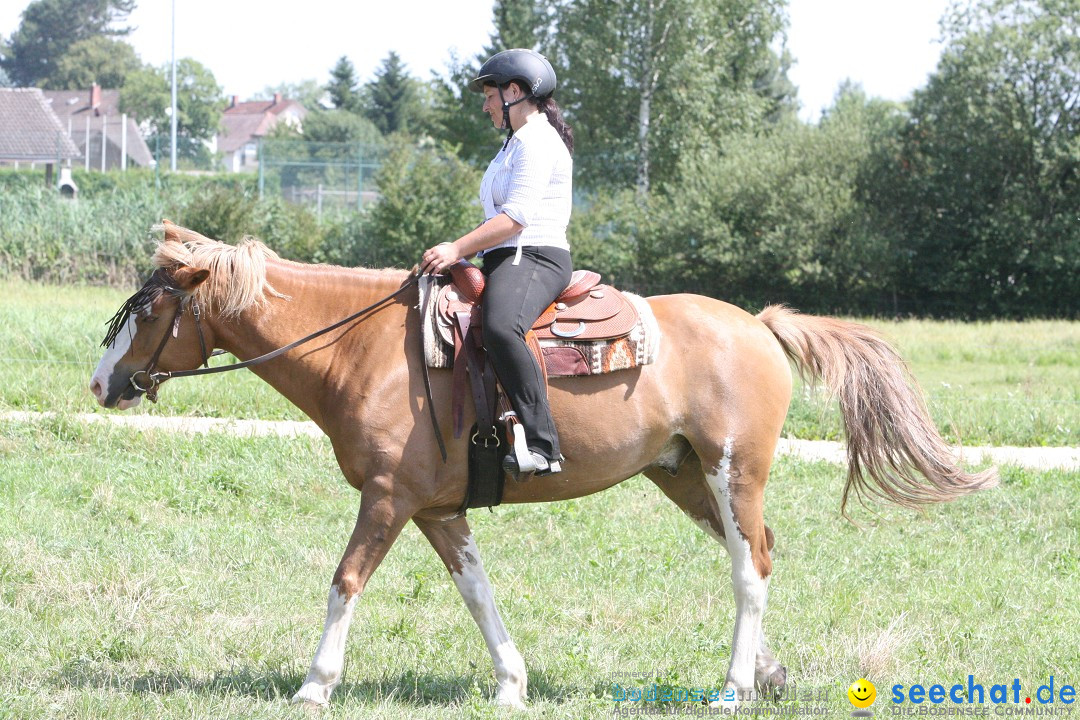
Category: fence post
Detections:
[
  {"x1": 100, "y1": 114, "x2": 107, "y2": 171},
  {"x1": 258, "y1": 138, "x2": 265, "y2": 200},
  {"x1": 121, "y1": 113, "x2": 128, "y2": 171}
]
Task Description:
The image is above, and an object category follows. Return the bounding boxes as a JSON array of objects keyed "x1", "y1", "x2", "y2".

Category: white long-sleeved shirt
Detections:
[{"x1": 477, "y1": 113, "x2": 573, "y2": 263}]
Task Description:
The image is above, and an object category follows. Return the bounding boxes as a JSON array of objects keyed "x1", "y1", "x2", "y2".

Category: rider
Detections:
[{"x1": 419, "y1": 49, "x2": 574, "y2": 477}]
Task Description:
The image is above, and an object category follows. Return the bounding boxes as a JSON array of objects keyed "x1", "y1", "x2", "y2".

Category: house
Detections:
[
  {"x1": 0, "y1": 88, "x2": 81, "y2": 186},
  {"x1": 216, "y1": 93, "x2": 307, "y2": 172},
  {"x1": 41, "y1": 84, "x2": 154, "y2": 170}
]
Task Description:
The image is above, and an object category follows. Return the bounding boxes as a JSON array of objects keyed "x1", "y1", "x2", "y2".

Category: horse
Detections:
[{"x1": 89, "y1": 221, "x2": 997, "y2": 709}]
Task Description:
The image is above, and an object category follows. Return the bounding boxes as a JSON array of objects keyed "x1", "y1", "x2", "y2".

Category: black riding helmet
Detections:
[
  {"x1": 469, "y1": 49, "x2": 557, "y2": 146},
  {"x1": 468, "y1": 48, "x2": 557, "y2": 97}
]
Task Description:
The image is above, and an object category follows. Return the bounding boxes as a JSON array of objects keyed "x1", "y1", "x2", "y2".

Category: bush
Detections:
[{"x1": 364, "y1": 138, "x2": 482, "y2": 269}]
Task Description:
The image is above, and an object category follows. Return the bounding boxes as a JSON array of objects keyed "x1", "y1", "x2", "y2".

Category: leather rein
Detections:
[{"x1": 128, "y1": 275, "x2": 428, "y2": 433}]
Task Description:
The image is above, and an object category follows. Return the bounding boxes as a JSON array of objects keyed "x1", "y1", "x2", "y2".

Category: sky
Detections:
[{"x1": 1, "y1": 0, "x2": 949, "y2": 122}]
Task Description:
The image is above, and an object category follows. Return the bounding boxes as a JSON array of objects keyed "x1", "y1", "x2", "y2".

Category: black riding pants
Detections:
[{"x1": 481, "y1": 246, "x2": 573, "y2": 461}]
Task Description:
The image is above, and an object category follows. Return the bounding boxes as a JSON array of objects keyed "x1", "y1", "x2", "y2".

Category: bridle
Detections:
[
  {"x1": 120, "y1": 273, "x2": 420, "y2": 404},
  {"x1": 128, "y1": 294, "x2": 219, "y2": 403}
]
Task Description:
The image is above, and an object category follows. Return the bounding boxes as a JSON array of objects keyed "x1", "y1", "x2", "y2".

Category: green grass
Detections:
[
  {"x1": 1, "y1": 280, "x2": 1076, "y2": 445},
  {"x1": 0, "y1": 416, "x2": 1076, "y2": 719},
  {"x1": 0, "y1": 281, "x2": 303, "y2": 421}
]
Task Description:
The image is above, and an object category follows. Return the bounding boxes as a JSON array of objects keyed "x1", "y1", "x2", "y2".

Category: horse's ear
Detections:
[
  {"x1": 160, "y1": 219, "x2": 213, "y2": 244},
  {"x1": 161, "y1": 219, "x2": 182, "y2": 243},
  {"x1": 173, "y1": 265, "x2": 210, "y2": 291}
]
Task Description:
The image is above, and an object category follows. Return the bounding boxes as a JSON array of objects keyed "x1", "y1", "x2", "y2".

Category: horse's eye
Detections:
[{"x1": 142, "y1": 314, "x2": 159, "y2": 323}]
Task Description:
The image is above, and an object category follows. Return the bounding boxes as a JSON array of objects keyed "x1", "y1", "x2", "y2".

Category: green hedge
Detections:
[{"x1": 0, "y1": 143, "x2": 479, "y2": 285}]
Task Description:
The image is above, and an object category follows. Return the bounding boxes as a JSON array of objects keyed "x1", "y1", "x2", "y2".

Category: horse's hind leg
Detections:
[
  {"x1": 646, "y1": 452, "x2": 786, "y2": 698},
  {"x1": 414, "y1": 514, "x2": 528, "y2": 708}
]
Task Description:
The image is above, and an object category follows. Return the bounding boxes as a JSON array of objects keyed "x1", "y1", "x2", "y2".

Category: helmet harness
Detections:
[{"x1": 497, "y1": 83, "x2": 535, "y2": 149}]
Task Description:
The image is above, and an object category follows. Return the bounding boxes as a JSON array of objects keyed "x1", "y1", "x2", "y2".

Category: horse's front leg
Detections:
[
  {"x1": 292, "y1": 487, "x2": 414, "y2": 707},
  {"x1": 414, "y1": 514, "x2": 528, "y2": 708}
]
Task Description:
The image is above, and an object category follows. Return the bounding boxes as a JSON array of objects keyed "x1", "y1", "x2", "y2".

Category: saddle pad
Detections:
[
  {"x1": 424, "y1": 289, "x2": 660, "y2": 377},
  {"x1": 538, "y1": 294, "x2": 660, "y2": 376}
]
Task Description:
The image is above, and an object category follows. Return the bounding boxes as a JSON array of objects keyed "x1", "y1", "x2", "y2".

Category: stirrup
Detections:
[
  {"x1": 502, "y1": 449, "x2": 561, "y2": 479},
  {"x1": 502, "y1": 422, "x2": 562, "y2": 480}
]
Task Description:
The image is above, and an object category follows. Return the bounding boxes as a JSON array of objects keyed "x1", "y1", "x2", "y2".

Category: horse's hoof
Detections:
[
  {"x1": 289, "y1": 693, "x2": 328, "y2": 711},
  {"x1": 495, "y1": 692, "x2": 527, "y2": 710}
]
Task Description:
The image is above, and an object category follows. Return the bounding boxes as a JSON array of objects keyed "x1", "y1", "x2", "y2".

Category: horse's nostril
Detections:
[{"x1": 90, "y1": 379, "x2": 102, "y2": 399}]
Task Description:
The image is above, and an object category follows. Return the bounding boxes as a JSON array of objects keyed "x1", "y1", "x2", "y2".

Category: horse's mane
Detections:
[{"x1": 152, "y1": 220, "x2": 286, "y2": 318}]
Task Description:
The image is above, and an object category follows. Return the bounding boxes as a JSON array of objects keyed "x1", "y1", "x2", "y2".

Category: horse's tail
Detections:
[{"x1": 757, "y1": 305, "x2": 998, "y2": 514}]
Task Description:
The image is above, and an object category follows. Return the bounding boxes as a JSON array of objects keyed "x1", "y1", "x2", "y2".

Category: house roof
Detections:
[
  {"x1": 41, "y1": 85, "x2": 123, "y2": 119},
  {"x1": 217, "y1": 95, "x2": 308, "y2": 155},
  {"x1": 224, "y1": 95, "x2": 306, "y2": 118},
  {"x1": 218, "y1": 113, "x2": 276, "y2": 154},
  {"x1": 0, "y1": 88, "x2": 81, "y2": 161},
  {"x1": 41, "y1": 86, "x2": 154, "y2": 167}
]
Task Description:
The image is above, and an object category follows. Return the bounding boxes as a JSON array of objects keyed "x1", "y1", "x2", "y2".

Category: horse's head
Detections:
[{"x1": 90, "y1": 263, "x2": 211, "y2": 409}]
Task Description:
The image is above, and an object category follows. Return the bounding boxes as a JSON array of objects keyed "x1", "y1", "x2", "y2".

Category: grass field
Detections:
[
  {"x1": 0, "y1": 279, "x2": 1077, "y2": 718},
  {"x1": 1, "y1": 280, "x2": 1077, "y2": 446},
  {"x1": 0, "y1": 416, "x2": 1076, "y2": 719}
]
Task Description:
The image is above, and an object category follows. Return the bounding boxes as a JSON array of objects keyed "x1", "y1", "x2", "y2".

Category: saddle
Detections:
[
  {"x1": 419, "y1": 262, "x2": 660, "y2": 512},
  {"x1": 434, "y1": 261, "x2": 640, "y2": 442},
  {"x1": 437, "y1": 262, "x2": 640, "y2": 343}
]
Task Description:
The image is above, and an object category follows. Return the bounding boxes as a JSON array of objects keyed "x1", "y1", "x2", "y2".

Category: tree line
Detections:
[{"x1": 1, "y1": 0, "x2": 1076, "y2": 317}]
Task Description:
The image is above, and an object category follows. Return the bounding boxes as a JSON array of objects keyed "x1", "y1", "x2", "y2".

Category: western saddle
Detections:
[
  {"x1": 437, "y1": 258, "x2": 638, "y2": 429},
  {"x1": 428, "y1": 261, "x2": 643, "y2": 506}
]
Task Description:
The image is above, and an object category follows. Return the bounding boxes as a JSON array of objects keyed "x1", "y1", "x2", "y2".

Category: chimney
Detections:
[
  {"x1": 229, "y1": 95, "x2": 238, "y2": 108},
  {"x1": 90, "y1": 84, "x2": 102, "y2": 114},
  {"x1": 273, "y1": 92, "x2": 282, "y2": 106}
]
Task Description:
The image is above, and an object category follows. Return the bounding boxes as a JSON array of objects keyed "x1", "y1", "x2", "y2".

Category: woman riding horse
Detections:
[{"x1": 419, "y1": 49, "x2": 574, "y2": 478}]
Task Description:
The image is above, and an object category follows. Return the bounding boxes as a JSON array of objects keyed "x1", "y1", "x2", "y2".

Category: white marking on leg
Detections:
[
  {"x1": 292, "y1": 586, "x2": 358, "y2": 706},
  {"x1": 704, "y1": 437, "x2": 769, "y2": 706},
  {"x1": 451, "y1": 533, "x2": 527, "y2": 708},
  {"x1": 90, "y1": 315, "x2": 141, "y2": 409},
  {"x1": 690, "y1": 516, "x2": 724, "y2": 544}
]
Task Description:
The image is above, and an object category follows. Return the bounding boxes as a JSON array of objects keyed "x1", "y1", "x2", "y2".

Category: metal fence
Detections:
[{"x1": 256, "y1": 140, "x2": 385, "y2": 215}]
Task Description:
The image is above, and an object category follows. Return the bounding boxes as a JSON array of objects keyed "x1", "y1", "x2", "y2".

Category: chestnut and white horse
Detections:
[{"x1": 90, "y1": 221, "x2": 996, "y2": 708}]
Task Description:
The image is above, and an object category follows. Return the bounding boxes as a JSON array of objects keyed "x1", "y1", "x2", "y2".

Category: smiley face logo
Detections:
[{"x1": 848, "y1": 678, "x2": 877, "y2": 709}]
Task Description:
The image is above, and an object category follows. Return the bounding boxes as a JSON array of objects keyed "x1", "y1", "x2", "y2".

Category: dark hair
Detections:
[
  {"x1": 505, "y1": 80, "x2": 574, "y2": 155},
  {"x1": 537, "y1": 95, "x2": 574, "y2": 156}
]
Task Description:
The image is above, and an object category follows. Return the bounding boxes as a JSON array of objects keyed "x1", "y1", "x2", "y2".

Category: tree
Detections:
[
  {"x1": 326, "y1": 56, "x2": 360, "y2": 111},
  {"x1": 620, "y1": 84, "x2": 904, "y2": 309},
  {"x1": 491, "y1": 0, "x2": 551, "y2": 49},
  {"x1": 884, "y1": 0, "x2": 1079, "y2": 317},
  {"x1": 300, "y1": 109, "x2": 382, "y2": 145},
  {"x1": 365, "y1": 137, "x2": 483, "y2": 268},
  {"x1": 554, "y1": 0, "x2": 792, "y2": 193},
  {"x1": 260, "y1": 79, "x2": 327, "y2": 110},
  {"x1": 44, "y1": 36, "x2": 140, "y2": 89},
  {"x1": 1, "y1": 0, "x2": 135, "y2": 87},
  {"x1": 363, "y1": 51, "x2": 423, "y2": 135},
  {"x1": 119, "y1": 59, "x2": 224, "y2": 167},
  {"x1": 427, "y1": 0, "x2": 550, "y2": 164}
]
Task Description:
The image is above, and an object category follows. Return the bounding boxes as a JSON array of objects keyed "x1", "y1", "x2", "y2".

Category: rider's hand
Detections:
[{"x1": 420, "y1": 242, "x2": 461, "y2": 275}]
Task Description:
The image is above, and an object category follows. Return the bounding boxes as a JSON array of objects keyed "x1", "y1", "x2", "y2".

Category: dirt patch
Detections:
[{"x1": 3, "y1": 411, "x2": 1077, "y2": 471}]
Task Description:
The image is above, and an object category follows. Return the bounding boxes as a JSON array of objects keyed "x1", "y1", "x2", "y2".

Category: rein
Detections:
[
  {"x1": 120, "y1": 271, "x2": 446, "y2": 462},
  {"x1": 139, "y1": 274, "x2": 419, "y2": 387}
]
